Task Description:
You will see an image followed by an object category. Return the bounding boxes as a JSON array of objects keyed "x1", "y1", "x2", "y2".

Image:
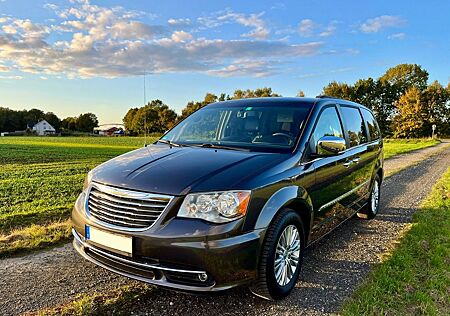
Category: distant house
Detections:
[
  {"x1": 28, "y1": 120, "x2": 56, "y2": 136},
  {"x1": 95, "y1": 126, "x2": 124, "y2": 136}
]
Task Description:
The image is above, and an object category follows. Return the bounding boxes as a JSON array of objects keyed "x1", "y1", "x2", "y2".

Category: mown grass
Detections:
[
  {"x1": 342, "y1": 167, "x2": 450, "y2": 316},
  {"x1": 384, "y1": 138, "x2": 441, "y2": 159},
  {"x1": 0, "y1": 220, "x2": 71, "y2": 259},
  {"x1": 0, "y1": 136, "x2": 157, "y2": 257},
  {"x1": 0, "y1": 137, "x2": 440, "y2": 258},
  {"x1": 34, "y1": 284, "x2": 153, "y2": 316}
]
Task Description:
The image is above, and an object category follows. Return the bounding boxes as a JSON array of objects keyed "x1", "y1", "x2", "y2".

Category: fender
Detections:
[{"x1": 254, "y1": 185, "x2": 313, "y2": 230}]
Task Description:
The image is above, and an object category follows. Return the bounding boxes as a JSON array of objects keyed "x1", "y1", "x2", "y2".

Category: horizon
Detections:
[{"x1": 0, "y1": 0, "x2": 449, "y2": 124}]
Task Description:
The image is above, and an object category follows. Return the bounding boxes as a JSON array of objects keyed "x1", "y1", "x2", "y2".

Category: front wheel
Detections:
[{"x1": 250, "y1": 209, "x2": 304, "y2": 300}]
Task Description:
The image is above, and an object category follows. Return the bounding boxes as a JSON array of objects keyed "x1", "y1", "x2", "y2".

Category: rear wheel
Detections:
[
  {"x1": 250, "y1": 209, "x2": 304, "y2": 300},
  {"x1": 357, "y1": 174, "x2": 381, "y2": 219}
]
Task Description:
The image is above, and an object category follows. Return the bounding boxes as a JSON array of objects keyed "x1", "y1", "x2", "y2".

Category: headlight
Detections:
[
  {"x1": 178, "y1": 191, "x2": 251, "y2": 223},
  {"x1": 83, "y1": 170, "x2": 93, "y2": 192}
]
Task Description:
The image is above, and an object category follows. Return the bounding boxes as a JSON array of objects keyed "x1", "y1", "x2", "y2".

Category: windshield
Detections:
[{"x1": 161, "y1": 103, "x2": 311, "y2": 152}]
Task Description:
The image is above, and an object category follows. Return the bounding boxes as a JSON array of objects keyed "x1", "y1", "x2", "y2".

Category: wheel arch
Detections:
[{"x1": 254, "y1": 186, "x2": 314, "y2": 244}]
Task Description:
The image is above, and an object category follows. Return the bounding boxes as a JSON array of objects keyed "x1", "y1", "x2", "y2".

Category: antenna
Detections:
[{"x1": 143, "y1": 70, "x2": 147, "y2": 147}]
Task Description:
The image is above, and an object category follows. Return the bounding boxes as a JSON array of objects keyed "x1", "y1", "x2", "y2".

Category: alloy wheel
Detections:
[{"x1": 274, "y1": 225, "x2": 301, "y2": 286}]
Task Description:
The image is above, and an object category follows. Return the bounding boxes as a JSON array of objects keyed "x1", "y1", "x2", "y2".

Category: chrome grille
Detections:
[{"x1": 87, "y1": 182, "x2": 173, "y2": 230}]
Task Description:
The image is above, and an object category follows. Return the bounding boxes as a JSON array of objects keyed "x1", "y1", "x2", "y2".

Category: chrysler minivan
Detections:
[{"x1": 72, "y1": 97, "x2": 383, "y2": 300}]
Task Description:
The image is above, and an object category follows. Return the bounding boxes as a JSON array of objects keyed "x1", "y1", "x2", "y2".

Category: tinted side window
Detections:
[
  {"x1": 361, "y1": 108, "x2": 380, "y2": 140},
  {"x1": 340, "y1": 106, "x2": 368, "y2": 147},
  {"x1": 312, "y1": 106, "x2": 344, "y2": 146}
]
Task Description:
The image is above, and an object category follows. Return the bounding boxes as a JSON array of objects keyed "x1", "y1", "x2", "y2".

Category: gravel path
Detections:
[
  {"x1": 1, "y1": 143, "x2": 449, "y2": 316},
  {"x1": 384, "y1": 139, "x2": 450, "y2": 177}
]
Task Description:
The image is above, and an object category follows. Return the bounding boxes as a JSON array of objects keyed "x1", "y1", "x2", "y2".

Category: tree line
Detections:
[
  {"x1": 123, "y1": 87, "x2": 280, "y2": 135},
  {"x1": 0, "y1": 107, "x2": 99, "y2": 133},
  {"x1": 123, "y1": 64, "x2": 449, "y2": 138},
  {"x1": 321, "y1": 64, "x2": 449, "y2": 137},
  {"x1": 1, "y1": 63, "x2": 447, "y2": 138}
]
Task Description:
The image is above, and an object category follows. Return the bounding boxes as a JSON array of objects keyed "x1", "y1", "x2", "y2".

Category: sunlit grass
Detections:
[
  {"x1": 383, "y1": 138, "x2": 441, "y2": 159},
  {"x1": 36, "y1": 284, "x2": 153, "y2": 316},
  {"x1": 0, "y1": 220, "x2": 72, "y2": 258},
  {"x1": 342, "y1": 168, "x2": 450, "y2": 315},
  {"x1": 0, "y1": 136, "x2": 157, "y2": 256}
]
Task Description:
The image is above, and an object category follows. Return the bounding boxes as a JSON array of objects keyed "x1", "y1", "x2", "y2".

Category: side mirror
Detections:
[{"x1": 316, "y1": 135, "x2": 346, "y2": 156}]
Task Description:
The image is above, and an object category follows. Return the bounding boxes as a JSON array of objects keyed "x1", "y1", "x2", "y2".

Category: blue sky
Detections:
[{"x1": 0, "y1": 0, "x2": 448, "y2": 124}]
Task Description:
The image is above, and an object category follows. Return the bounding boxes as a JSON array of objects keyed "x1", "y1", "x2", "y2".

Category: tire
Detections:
[
  {"x1": 250, "y1": 209, "x2": 304, "y2": 300},
  {"x1": 357, "y1": 174, "x2": 381, "y2": 219}
]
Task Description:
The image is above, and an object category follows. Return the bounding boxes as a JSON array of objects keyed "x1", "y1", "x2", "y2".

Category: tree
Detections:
[
  {"x1": 123, "y1": 100, "x2": 177, "y2": 135},
  {"x1": 76, "y1": 113, "x2": 98, "y2": 132},
  {"x1": 181, "y1": 100, "x2": 204, "y2": 120},
  {"x1": 231, "y1": 87, "x2": 280, "y2": 99},
  {"x1": 24, "y1": 108, "x2": 45, "y2": 124},
  {"x1": 321, "y1": 64, "x2": 433, "y2": 136},
  {"x1": 123, "y1": 108, "x2": 138, "y2": 134},
  {"x1": 179, "y1": 88, "x2": 281, "y2": 120},
  {"x1": 0, "y1": 107, "x2": 23, "y2": 132},
  {"x1": 322, "y1": 81, "x2": 355, "y2": 100},
  {"x1": 393, "y1": 87, "x2": 427, "y2": 138},
  {"x1": 422, "y1": 81, "x2": 450, "y2": 136},
  {"x1": 61, "y1": 117, "x2": 77, "y2": 130},
  {"x1": 380, "y1": 64, "x2": 428, "y2": 93},
  {"x1": 180, "y1": 93, "x2": 218, "y2": 119}
]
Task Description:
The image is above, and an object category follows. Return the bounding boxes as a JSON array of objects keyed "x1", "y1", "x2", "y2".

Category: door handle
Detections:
[{"x1": 352, "y1": 157, "x2": 361, "y2": 163}]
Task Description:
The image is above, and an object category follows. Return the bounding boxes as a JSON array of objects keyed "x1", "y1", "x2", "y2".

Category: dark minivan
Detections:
[{"x1": 72, "y1": 97, "x2": 383, "y2": 300}]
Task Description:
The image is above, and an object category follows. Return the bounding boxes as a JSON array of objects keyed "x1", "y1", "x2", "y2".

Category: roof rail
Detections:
[{"x1": 315, "y1": 95, "x2": 338, "y2": 99}]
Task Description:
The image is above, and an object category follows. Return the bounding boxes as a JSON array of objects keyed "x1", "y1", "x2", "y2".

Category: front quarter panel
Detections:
[{"x1": 253, "y1": 185, "x2": 313, "y2": 230}]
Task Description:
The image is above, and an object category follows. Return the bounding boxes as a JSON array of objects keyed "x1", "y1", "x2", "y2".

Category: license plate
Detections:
[{"x1": 86, "y1": 225, "x2": 132, "y2": 255}]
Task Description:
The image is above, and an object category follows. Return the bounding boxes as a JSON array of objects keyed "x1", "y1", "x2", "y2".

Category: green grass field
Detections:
[
  {"x1": 0, "y1": 136, "x2": 440, "y2": 257},
  {"x1": 342, "y1": 167, "x2": 450, "y2": 315},
  {"x1": 383, "y1": 138, "x2": 440, "y2": 159},
  {"x1": 0, "y1": 136, "x2": 157, "y2": 257}
]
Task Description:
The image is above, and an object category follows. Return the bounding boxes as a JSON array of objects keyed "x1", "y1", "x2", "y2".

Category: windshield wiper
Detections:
[
  {"x1": 156, "y1": 139, "x2": 182, "y2": 148},
  {"x1": 195, "y1": 143, "x2": 250, "y2": 152}
]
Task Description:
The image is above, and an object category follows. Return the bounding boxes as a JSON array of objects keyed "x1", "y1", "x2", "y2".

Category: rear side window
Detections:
[
  {"x1": 340, "y1": 106, "x2": 368, "y2": 147},
  {"x1": 312, "y1": 106, "x2": 344, "y2": 144},
  {"x1": 361, "y1": 108, "x2": 381, "y2": 140}
]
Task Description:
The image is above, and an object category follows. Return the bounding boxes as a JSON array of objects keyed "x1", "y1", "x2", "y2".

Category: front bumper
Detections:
[{"x1": 72, "y1": 195, "x2": 264, "y2": 292}]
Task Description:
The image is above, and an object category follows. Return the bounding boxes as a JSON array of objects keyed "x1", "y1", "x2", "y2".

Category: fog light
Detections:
[{"x1": 198, "y1": 273, "x2": 208, "y2": 282}]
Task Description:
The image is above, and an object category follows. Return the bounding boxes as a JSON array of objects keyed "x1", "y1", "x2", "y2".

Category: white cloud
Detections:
[
  {"x1": 319, "y1": 22, "x2": 338, "y2": 37},
  {"x1": 171, "y1": 30, "x2": 192, "y2": 42},
  {"x1": 298, "y1": 19, "x2": 315, "y2": 37},
  {"x1": 198, "y1": 9, "x2": 269, "y2": 39},
  {"x1": 0, "y1": 1, "x2": 323, "y2": 78},
  {"x1": 40, "y1": 76, "x2": 48, "y2": 80},
  {"x1": 167, "y1": 18, "x2": 191, "y2": 26},
  {"x1": 298, "y1": 19, "x2": 338, "y2": 37},
  {"x1": 360, "y1": 15, "x2": 405, "y2": 33},
  {"x1": 208, "y1": 59, "x2": 279, "y2": 77},
  {"x1": 388, "y1": 32, "x2": 406, "y2": 40}
]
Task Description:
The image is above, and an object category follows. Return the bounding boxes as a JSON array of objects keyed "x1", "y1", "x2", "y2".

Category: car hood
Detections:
[{"x1": 91, "y1": 144, "x2": 288, "y2": 196}]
